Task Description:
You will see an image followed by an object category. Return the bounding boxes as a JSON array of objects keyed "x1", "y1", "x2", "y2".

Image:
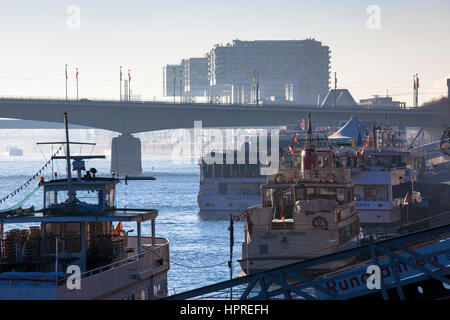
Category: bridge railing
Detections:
[
  {"x1": 166, "y1": 223, "x2": 450, "y2": 300},
  {"x1": 0, "y1": 96, "x2": 441, "y2": 112}
]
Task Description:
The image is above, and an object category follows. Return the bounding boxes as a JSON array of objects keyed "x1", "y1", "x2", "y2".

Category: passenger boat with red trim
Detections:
[{"x1": 238, "y1": 115, "x2": 360, "y2": 275}]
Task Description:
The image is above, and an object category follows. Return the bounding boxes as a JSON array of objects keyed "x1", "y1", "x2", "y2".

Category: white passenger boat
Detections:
[
  {"x1": 238, "y1": 116, "x2": 360, "y2": 275},
  {"x1": 0, "y1": 113, "x2": 169, "y2": 300},
  {"x1": 197, "y1": 147, "x2": 267, "y2": 215},
  {"x1": 336, "y1": 148, "x2": 426, "y2": 237},
  {"x1": 6, "y1": 146, "x2": 23, "y2": 157}
]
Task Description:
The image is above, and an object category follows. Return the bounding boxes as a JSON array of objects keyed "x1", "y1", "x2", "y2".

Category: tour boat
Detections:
[
  {"x1": 237, "y1": 115, "x2": 360, "y2": 275},
  {"x1": 0, "y1": 113, "x2": 169, "y2": 300}
]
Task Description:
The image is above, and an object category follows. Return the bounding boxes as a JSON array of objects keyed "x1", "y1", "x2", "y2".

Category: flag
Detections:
[
  {"x1": 416, "y1": 76, "x2": 419, "y2": 89},
  {"x1": 76, "y1": 70, "x2": 78, "y2": 81},
  {"x1": 288, "y1": 145, "x2": 294, "y2": 154},
  {"x1": 294, "y1": 135, "x2": 299, "y2": 144},
  {"x1": 280, "y1": 200, "x2": 285, "y2": 222},
  {"x1": 114, "y1": 221, "x2": 122, "y2": 236},
  {"x1": 301, "y1": 119, "x2": 305, "y2": 130},
  {"x1": 357, "y1": 132, "x2": 363, "y2": 147},
  {"x1": 65, "y1": 66, "x2": 68, "y2": 79},
  {"x1": 128, "y1": 71, "x2": 131, "y2": 81},
  {"x1": 413, "y1": 76, "x2": 416, "y2": 90},
  {"x1": 228, "y1": 215, "x2": 234, "y2": 248}
]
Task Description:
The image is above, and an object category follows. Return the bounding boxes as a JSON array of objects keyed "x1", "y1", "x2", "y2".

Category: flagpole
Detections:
[
  {"x1": 76, "y1": 68, "x2": 79, "y2": 100},
  {"x1": 334, "y1": 72, "x2": 337, "y2": 107},
  {"x1": 120, "y1": 66, "x2": 122, "y2": 101},
  {"x1": 173, "y1": 68, "x2": 176, "y2": 103},
  {"x1": 229, "y1": 214, "x2": 234, "y2": 300},
  {"x1": 179, "y1": 71, "x2": 183, "y2": 103},
  {"x1": 416, "y1": 73, "x2": 419, "y2": 108},
  {"x1": 65, "y1": 64, "x2": 68, "y2": 100},
  {"x1": 128, "y1": 69, "x2": 131, "y2": 101}
]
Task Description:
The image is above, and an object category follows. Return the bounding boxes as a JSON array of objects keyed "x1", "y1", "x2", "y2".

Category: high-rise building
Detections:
[
  {"x1": 208, "y1": 39, "x2": 331, "y2": 104},
  {"x1": 163, "y1": 62, "x2": 185, "y2": 98},
  {"x1": 184, "y1": 57, "x2": 209, "y2": 97}
]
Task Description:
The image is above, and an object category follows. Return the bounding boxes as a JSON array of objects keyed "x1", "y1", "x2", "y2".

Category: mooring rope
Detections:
[{"x1": 0, "y1": 144, "x2": 63, "y2": 205}]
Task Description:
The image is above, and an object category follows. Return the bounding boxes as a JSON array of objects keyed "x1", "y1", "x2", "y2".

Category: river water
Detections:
[{"x1": 0, "y1": 129, "x2": 244, "y2": 294}]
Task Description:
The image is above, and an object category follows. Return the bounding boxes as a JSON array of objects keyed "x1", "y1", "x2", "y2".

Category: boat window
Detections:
[
  {"x1": 214, "y1": 164, "x2": 222, "y2": 178},
  {"x1": 263, "y1": 188, "x2": 274, "y2": 207},
  {"x1": 65, "y1": 222, "x2": 81, "y2": 253},
  {"x1": 223, "y1": 164, "x2": 232, "y2": 178},
  {"x1": 295, "y1": 188, "x2": 305, "y2": 201},
  {"x1": 336, "y1": 188, "x2": 345, "y2": 203},
  {"x1": 75, "y1": 190, "x2": 102, "y2": 207},
  {"x1": 359, "y1": 185, "x2": 388, "y2": 201},
  {"x1": 318, "y1": 156, "x2": 324, "y2": 167},
  {"x1": 105, "y1": 188, "x2": 115, "y2": 208},
  {"x1": 46, "y1": 191, "x2": 56, "y2": 207},
  {"x1": 232, "y1": 164, "x2": 239, "y2": 177},
  {"x1": 306, "y1": 187, "x2": 318, "y2": 200},
  {"x1": 45, "y1": 223, "x2": 62, "y2": 253},
  {"x1": 218, "y1": 183, "x2": 227, "y2": 195},
  {"x1": 319, "y1": 187, "x2": 337, "y2": 201},
  {"x1": 247, "y1": 164, "x2": 259, "y2": 177},
  {"x1": 203, "y1": 164, "x2": 213, "y2": 178},
  {"x1": 45, "y1": 190, "x2": 69, "y2": 207},
  {"x1": 281, "y1": 189, "x2": 294, "y2": 206}
]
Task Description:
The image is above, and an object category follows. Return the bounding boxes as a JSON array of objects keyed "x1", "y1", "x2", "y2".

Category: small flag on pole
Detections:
[
  {"x1": 301, "y1": 119, "x2": 305, "y2": 131},
  {"x1": 114, "y1": 222, "x2": 123, "y2": 236},
  {"x1": 288, "y1": 145, "x2": 294, "y2": 154},
  {"x1": 294, "y1": 135, "x2": 299, "y2": 144},
  {"x1": 76, "y1": 69, "x2": 78, "y2": 81}
]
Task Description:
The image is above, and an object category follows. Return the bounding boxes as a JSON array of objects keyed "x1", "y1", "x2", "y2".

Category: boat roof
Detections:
[
  {"x1": 41, "y1": 177, "x2": 118, "y2": 188},
  {"x1": 361, "y1": 149, "x2": 412, "y2": 156},
  {"x1": 0, "y1": 208, "x2": 158, "y2": 224}
]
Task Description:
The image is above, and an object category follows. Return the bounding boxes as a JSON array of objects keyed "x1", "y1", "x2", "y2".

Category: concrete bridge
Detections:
[{"x1": 0, "y1": 98, "x2": 447, "y2": 174}]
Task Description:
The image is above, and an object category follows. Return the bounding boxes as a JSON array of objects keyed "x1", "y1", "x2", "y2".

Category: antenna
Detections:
[{"x1": 64, "y1": 112, "x2": 74, "y2": 204}]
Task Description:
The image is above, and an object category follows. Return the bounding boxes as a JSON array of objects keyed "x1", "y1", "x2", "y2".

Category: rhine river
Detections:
[{"x1": 0, "y1": 129, "x2": 244, "y2": 294}]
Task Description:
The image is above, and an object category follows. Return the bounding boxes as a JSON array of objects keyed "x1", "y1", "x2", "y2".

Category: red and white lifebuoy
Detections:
[{"x1": 325, "y1": 172, "x2": 336, "y2": 183}]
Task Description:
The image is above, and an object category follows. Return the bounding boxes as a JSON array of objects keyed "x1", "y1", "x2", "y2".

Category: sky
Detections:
[{"x1": 0, "y1": 0, "x2": 449, "y2": 106}]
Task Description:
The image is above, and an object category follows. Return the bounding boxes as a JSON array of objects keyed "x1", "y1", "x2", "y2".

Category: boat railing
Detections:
[
  {"x1": 270, "y1": 167, "x2": 351, "y2": 184},
  {"x1": 73, "y1": 237, "x2": 169, "y2": 282},
  {"x1": 55, "y1": 237, "x2": 169, "y2": 299}
]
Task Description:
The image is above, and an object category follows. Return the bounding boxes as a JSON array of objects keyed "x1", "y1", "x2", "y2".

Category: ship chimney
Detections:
[{"x1": 302, "y1": 113, "x2": 318, "y2": 170}]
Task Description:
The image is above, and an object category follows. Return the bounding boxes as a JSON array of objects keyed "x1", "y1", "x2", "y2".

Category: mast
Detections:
[
  {"x1": 307, "y1": 113, "x2": 313, "y2": 150},
  {"x1": 64, "y1": 112, "x2": 74, "y2": 203}
]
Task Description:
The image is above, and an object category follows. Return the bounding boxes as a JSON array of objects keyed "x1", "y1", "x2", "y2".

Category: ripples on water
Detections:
[{"x1": 0, "y1": 155, "x2": 244, "y2": 294}]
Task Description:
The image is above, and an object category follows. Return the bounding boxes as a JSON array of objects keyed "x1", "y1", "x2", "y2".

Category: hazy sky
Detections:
[{"x1": 0, "y1": 0, "x2": 449, "y2": 106}]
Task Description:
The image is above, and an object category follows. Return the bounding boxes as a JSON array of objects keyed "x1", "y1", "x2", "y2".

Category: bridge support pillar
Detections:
[{"x1": 111, "y1": 133, "x2": 142, "y2": 175}]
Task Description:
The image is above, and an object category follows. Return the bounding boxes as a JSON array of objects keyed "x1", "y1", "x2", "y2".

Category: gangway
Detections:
[{"x1": 167, "y1": 223, "x2": 450, "y2": 300}]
